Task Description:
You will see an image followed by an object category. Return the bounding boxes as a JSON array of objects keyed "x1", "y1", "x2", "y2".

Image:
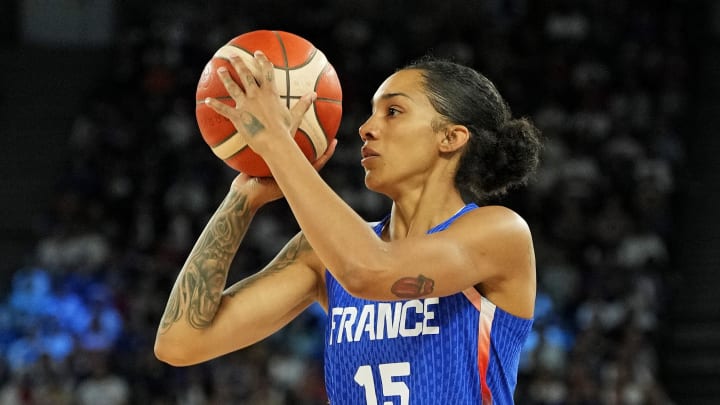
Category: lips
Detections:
[{"x1": 361, "y1": 146, "x2": 379, "y2": 159}]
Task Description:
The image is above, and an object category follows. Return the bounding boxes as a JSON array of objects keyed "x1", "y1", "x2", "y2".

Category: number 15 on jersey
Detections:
[{"x1": 354, "y1": 362, "x2": 410, "y2": 405}]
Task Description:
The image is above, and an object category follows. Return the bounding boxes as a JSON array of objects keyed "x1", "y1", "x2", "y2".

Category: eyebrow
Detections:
[{"x1": 371, "y1": 92, "x2": 414, "y2": 106}]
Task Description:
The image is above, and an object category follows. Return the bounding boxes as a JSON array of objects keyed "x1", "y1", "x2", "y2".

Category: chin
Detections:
[
  {"x1": 364, "y1": 172, "x2": 393, "y2": 197},
  {"x1": 364, "y1": 171, "x2": 382, "y2": 192}
]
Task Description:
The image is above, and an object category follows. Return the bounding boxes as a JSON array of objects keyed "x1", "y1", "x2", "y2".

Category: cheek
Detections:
[
  {"x1": 396, "y1": 134, "x2": 437, "y2": 162},
  {"x1": 384, "y1": 145, "x2": 435, "y2": 178}
]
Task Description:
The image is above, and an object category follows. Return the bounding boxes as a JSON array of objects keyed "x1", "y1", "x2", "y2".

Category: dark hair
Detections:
[{"x1": 402, "y1": 57, "x2": 542, "y2": 201}]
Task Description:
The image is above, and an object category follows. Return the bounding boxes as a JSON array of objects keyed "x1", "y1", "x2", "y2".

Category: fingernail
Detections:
[{"x1": 218, "y1": 67, "x2": 227, "y2": 73}]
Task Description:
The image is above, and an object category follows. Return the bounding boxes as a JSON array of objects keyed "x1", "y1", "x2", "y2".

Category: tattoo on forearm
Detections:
[
  {"x1": 159, "y1": 190, "x2": 252, "y2": 333},
  {"x1": 240, "y1": 111, "x2": 265, "y2": 136},
  {"x1": 225, "y1": 233, "x2": 312, "y2": 296},
  {"x1": 391, "y1": 274, "x2": 435, "y2": 298}
]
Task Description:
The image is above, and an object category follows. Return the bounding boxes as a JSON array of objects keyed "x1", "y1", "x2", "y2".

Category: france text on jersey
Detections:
[{"x1": 328, "y1": 298, "x2": 441, "y2": 344}]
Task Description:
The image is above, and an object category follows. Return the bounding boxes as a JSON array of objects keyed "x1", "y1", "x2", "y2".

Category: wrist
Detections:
[
  {"x1": 227, "y1": 181, "x2": 260, "y2": 212},
  {"x1": 229, "y1": 177, "x2": 279, "y2": 212},
  {"x1": 261, "y1": 135, "x2": 309, "y2": 174}
]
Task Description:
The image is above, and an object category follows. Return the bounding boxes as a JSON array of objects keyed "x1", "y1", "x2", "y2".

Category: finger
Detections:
[
  {"x1": 289, "y1": 92, "x2": 317, "y2": 133},
  {"x1": 254, "y1": 51, "x2": 277, "y2": 91},
  {"x1": 204, "y1": 96, "x2": 237, "y2": 118},
  {"x1": 229, "y1": 56, "x2": 259, "y2": 96},
  {"x1": 312, "y1": 138, "x2": 338, "y2": 171},
  {"x1": 217, "y1": 66, "x2": 246, "y2": 102}
]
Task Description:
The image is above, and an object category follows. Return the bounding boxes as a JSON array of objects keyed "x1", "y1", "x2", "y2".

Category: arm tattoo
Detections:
[
  {"x1": 225, "y1": 233, "x2": 312, "y2": 296},
  {"x1": 391, "y1": 274, "x2": 435, "y2": 299},
  {"x1": 159, "y1": 189, "x2": 252, "y2": 333},
  {"x1": 240, "y1": 111, "x2": 265, "y2": 136}
]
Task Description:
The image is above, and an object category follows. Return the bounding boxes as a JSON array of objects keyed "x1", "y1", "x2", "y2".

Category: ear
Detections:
[{"x1": 439, "y1": 125, "x2": 470, "y2": 153}]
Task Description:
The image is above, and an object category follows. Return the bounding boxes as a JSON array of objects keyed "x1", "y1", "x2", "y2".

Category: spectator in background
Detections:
[{"x1": 74, "y1": 352, "x2": 129, "y2": 405}]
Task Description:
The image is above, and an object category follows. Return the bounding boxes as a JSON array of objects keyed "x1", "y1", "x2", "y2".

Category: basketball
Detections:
[{"x1": 195, "y1": 30, "x2": 343, "y2": 177}]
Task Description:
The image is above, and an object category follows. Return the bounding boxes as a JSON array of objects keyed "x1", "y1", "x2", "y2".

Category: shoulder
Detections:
[
  {"x1": 454, "y1": 205, "x2": 531, "y2": 239},
  {"x1": 448, "y1": 205, "x2": 534, "y2": 278},
  {"x1": 458, "y1": 206, "x2": 536, "y2": 317}
]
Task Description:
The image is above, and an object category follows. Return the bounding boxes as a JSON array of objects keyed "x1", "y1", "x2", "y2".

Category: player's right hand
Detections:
[{"x1": 230, "y1": 138, "x2": 337, "y2": 208}]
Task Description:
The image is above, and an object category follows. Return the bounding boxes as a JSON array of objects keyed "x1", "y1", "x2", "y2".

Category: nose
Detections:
[{"x1": 358, "y1": 115, "x2": 377, "y2": 142}]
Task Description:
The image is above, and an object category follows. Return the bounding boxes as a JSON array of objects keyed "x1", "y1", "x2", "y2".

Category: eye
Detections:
[{"x1": 387, "y1": 107, "x2": 400, "y2": 116}]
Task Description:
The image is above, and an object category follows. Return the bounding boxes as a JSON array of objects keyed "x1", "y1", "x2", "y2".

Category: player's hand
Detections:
[
  {"x1": 231, "y1": 138, "x2": 338, "y2": 208},
  {"x1": 205, "y1": 51, "x2": 295, "y2": 156}
]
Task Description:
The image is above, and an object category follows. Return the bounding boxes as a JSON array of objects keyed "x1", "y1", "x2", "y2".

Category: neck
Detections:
[{"x1": 385, "y1": 181, "x2": 465, "y2": 241}]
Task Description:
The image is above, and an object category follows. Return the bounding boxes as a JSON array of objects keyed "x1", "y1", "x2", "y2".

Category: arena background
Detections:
[{"x1": 0, "y1": 0, "x2": 717, "y2": 403}]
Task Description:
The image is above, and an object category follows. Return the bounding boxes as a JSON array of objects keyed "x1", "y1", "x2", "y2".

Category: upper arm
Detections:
[
  {"x1": 163, "y1": 232, "x2": 326, "y2": 365},
  {"x1": 341, "y1": 206, "x2": 535, "y2": 302}
]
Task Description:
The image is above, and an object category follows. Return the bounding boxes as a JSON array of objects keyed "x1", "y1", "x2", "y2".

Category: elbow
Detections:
[
  {"x1": 342, "y1": 276, "x2": 369, "y2": 298},
  {"x1": 154, "y1": 345, "x2": 178, "y2": 367},
  {"x1": 154, "y1": 336, "x2": 198, "y2": 367},
  {"x1": 332, "y1": 243, "x2": 394, "y2": 298},
  {"x1": 337, "y1": 261, "x2": 382, "y2": 298}
]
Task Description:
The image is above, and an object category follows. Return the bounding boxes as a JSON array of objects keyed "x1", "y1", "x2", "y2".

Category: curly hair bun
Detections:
[{"x1": 466, "y1": 117, "x2": 543, "y2": 199}]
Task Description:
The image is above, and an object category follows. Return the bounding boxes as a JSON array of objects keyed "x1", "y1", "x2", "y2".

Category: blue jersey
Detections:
[{"x1": 324, "y1": 204, "x2": 533, "y2": 404}]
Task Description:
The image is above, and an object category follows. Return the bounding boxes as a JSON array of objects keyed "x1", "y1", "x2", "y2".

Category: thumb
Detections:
[{"x1": 289, "y1": 92, "x2": 316, "y2": 133}]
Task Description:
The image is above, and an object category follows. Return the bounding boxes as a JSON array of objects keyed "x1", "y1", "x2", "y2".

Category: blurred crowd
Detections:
[{"x1": 0, "y1": 0, "x2": 689, "y2": 404}]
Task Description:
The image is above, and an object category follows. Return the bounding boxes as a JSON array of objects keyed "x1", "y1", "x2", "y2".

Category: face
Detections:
[{"x1": 358, "y1": 69, "x2": 445, "y2": 194}]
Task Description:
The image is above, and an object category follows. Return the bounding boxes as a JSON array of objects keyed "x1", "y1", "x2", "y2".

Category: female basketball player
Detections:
[{"x1": 155, "y1": 52, "x2": 542, "y2": 404}]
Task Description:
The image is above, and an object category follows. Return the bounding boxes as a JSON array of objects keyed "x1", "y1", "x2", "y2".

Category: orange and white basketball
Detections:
[{"x1": 195, "y1": 30, "x2": 343, "y2": 177}]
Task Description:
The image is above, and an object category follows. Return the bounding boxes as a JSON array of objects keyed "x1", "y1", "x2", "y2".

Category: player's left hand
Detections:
[{"x1": 205, "y1": 51, "x2": 313, "y2": 157}]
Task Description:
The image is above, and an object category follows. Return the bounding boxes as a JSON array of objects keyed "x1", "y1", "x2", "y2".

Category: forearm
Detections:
[
  {"x1": 265, "y1": 139, "x2": 384, "y2": 284},
  {"x1": 157, "y1": 186, "x2": 255, "y2": 336}
]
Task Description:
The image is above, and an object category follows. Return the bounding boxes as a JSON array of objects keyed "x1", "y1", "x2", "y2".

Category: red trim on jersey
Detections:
[{"x1": 462, "y1": 288, "x2": 495, "y2": 405}]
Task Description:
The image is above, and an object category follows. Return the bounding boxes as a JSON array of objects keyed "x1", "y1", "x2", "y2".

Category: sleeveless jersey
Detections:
[{"x1": 324, "y1": 203, "x2": 533, "y2": 404}]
